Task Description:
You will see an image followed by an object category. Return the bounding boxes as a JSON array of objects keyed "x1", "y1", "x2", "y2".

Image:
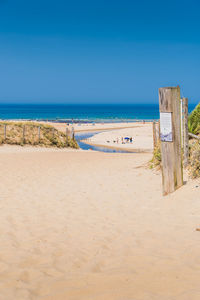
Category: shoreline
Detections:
[
  {"x1": 80, "y1": 139, "x2": 152, "y2": 153},
  {"x1": 78, "y1": 123, "x2": 154, "y2": 153},
  {"x1": 0, "y1": 119, "x2": 154, "y2": 132},
  {"x1": 0, "y1": 120, "x2": 154, "y2": 153},
  {"x1": 74, "y1": 124, "x2": 143, "y2": 133},
  {"x1": 47, "y1": 121, "x2": 154, "y2": 134},
  {"x1": 0, "y1": 118, "x2": 157, "y2": 123}
]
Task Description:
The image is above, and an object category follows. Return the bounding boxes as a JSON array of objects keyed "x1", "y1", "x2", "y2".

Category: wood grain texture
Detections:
[
  {"x1": 23, "y1": 125, "x2": 26, "y2": 143},
  {"x1": 180, "y1": 99, "x2": 183, "y2": 148},
  {"x1": 66, "y1": 127, "x2": 70, "y2": 144},
  {"x1": 158, "y1": 120, "x2": 160, "y2": 141},
  {"x1": 183, "y1": 98, "x2": 189, "y2": 167},
  {"x1": 66, "y1": 127, "x2": 69, "y2": 137},
  {"x1": 4, "y1": 124, "x2": 6, "y2": 140},
  {"x1": 152, "y1": 121, "x2": 157, "y2": 148},
  {"x1": 159, "y1": 88, "x2": 173, "y2": 112},
  {"x1": 188, "y1": 132, "x2": 200, "y2": 140},
  {"x1": 38, "y1": 126, "x2": 40, "y2": 142},
  {"x1": 71, "y1": 126, "x2": 74, "y2": 139},
  {"x1": 159, "y1": 87, "x2": 183, "y2": 195}
]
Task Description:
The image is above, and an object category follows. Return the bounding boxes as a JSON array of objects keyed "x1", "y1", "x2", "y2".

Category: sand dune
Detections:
[{"x1": 0, "y1": 146, "x2": 200, "y2": 299}]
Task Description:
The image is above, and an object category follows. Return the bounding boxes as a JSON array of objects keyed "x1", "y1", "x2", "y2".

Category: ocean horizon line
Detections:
[
  {"x1": 0, "y1": 103, "x2": 160, "y2": 106},
  {"x1": 0, "y1": 103, "x2": 196, "y2": 121}
]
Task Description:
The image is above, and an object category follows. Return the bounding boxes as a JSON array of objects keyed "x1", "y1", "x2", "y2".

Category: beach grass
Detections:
[
  {"x1": 188, "y1": 140, "x2": 200, "y2": 178},
  {"x1": 150, "y1": 138, "x2": 200, "y2": 178},
  {"x1": 149, "y1": 141, "x2": 161, "y2": 169},
  {"x1": 0, "y1": 121, "x2": 79, "y2": 149}
]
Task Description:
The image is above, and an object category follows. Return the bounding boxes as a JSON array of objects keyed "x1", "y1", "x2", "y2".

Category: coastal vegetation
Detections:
[
  {"x1": 150, "y1": 103, "x2": 200, "y2": 177},
  {"x1": 149, "y1": 141, "x2": 161, "y2": 169},
  {"x1": 0, "y1": 121, "x2": 79, "y2": 149},
  {"x1": 188, "y1": 103, "x2": 200, "y2": 135},
  {"x1": 184, "y1": 103, "x2": 200, "y2": 178},
  {"x1": 150, "y1": 140, "x2": 200, "y2": 178},
  {"x1": 188, "y1": 141, "x2": 200, "y2": 178}
]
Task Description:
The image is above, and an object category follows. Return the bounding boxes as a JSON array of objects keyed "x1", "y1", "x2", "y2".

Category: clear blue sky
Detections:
[{"x1": 0, "y1": 0, "x2": 200, "y2": 104}]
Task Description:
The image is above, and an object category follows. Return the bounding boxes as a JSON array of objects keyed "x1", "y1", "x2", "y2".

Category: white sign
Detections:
[{"x1": 160, "y1": 112, "x2": 173, "y2": 142}]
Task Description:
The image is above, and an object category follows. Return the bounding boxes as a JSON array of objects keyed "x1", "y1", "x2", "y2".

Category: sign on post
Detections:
[
  {"x1": 160, "y1": 112, "x2": 173, "y2": 142},
  {"x1": 159, "y1": 86, "x2": 183, "y2": 195}
]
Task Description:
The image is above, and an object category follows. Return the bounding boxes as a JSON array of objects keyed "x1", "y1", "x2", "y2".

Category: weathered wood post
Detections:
[
  {"x1": 180, "y1": 98, "x2": 183, "y2": 148},
  {"x1": 38, "y1": 126, "x2": 40, "y2": 143},
  {"x1": 23, "y1": 125, "x2": 26, "y2": 144},
  {"x1": 182, "y1": 97, "x2": 189, "y2": 167},
  {"x1": 4, "y1": 124, "x2": 7, "y2": 140},
  {"x1": 157, "y1": 121, "x2": 160, "y2": 143},
  {"x1": 157, "y1": 120, "x2": 160, "y2": 142},
  {"x1": 71, "y1": 126, "x2": 75, "y2": 140},
  {"x1": 159, "y1": 86, "x2": 183, "y2": 195},
  {"x1": 152, "y1": 121, "x2": 157, "y2": 149},
  {"x1": 66, "y1": 127, "x2": 69, "y2": 144}
]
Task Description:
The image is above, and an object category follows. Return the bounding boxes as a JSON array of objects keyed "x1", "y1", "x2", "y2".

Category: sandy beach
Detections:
[
  {"x1": 81, "y1": 123, "x2": 153, "y2": 152},
  {"x1": 0, "y1": 143, "x2": 200, "y2": 300},
  {"x1": 0, "y1": 120, "x2": 154, "y2": 152},
  {"x1": 46, "y1": 121, "x2": 154, "y2": 152},
  {"x1": 47, "y1": 121, "x2": 150, "y2": 133},
  {"x1": 1, "y1": 0, "x2": 199, "y2": 298}
]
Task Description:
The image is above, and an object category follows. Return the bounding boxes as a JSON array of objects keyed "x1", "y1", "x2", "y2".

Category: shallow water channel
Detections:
[{"x1": 75, "y1": 131, "x2": 133, "y2": 153}]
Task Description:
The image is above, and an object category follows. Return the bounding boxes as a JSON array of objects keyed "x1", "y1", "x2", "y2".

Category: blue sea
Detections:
[{"x1": 0, "y1": 104, "x2": 196, "y2": 122}]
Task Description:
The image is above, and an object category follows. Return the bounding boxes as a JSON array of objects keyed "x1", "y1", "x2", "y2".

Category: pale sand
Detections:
[
  {"x1": 2, "y1": 120, "x2": 147, "y2": 132},
  {"x1": 0, "y1": 147, "x2": 200, "y2": 299},
  {"x1": 45, "y1": 121, "x2": 150, "y2": 133},
  {"x1": 46, "y1": 121, "x2": 153, "y2": 152},
  {"x1": 82, "y1": 123, "x2": 153, "y2": 152},
  {"x1": 3, "y1": 120, "x2": 153, "y2": 151}
]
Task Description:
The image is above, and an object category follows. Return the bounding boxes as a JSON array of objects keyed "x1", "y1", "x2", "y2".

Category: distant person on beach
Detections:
[{"x1": 130, "y1": 137, "x2": 132, "y2": 143}]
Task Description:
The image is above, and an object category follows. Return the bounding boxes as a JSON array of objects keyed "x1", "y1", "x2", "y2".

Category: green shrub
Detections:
[
  {"x1": 188, "y1": 141, "x2": 200, "y2": 178},
  {"x1": 188, "y1": 103, "x2": 200, "y2": 135}
]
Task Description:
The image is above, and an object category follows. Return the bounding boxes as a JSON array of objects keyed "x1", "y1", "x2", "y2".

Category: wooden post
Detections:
[
  {"x1": 38, "y1": 126, "x2": 40, "y2": 143},
  {"x1": 66, "y1": 127, "x2": 69, "y2": 144},
  {"x1": 71, "y1": 126, "x2": 74, "y2": 140},
  {"x1": 180, "y1": 98, "x2": 183, "y2": 148},
  {"x1": 182, "y1": 97, "x2": 189, "y2": 167},
  {"x1": 66, "y1": 127, "x2": 69, "y2": 137},
  {"x1": 157, "y1": 120, "x2": 160, "y2": 141},
  {"x1": 152, "y1": 121, "x2": 157, "y2": 148},
  {"x1": 159, "y1": 86, "x2": 183, "y2": 195},
  {"x1": 4, "y1": 124, "x2": 6, "y2": 140},
  {"x1": 23, "y1": 125, "x2": 26, "y2": 143},
  {"x1": 189, "y1": 132, "x2": 200, "y2": 140},
  {"x1": 157, "y1": 120, "x2": 160, "y2": 142}
]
